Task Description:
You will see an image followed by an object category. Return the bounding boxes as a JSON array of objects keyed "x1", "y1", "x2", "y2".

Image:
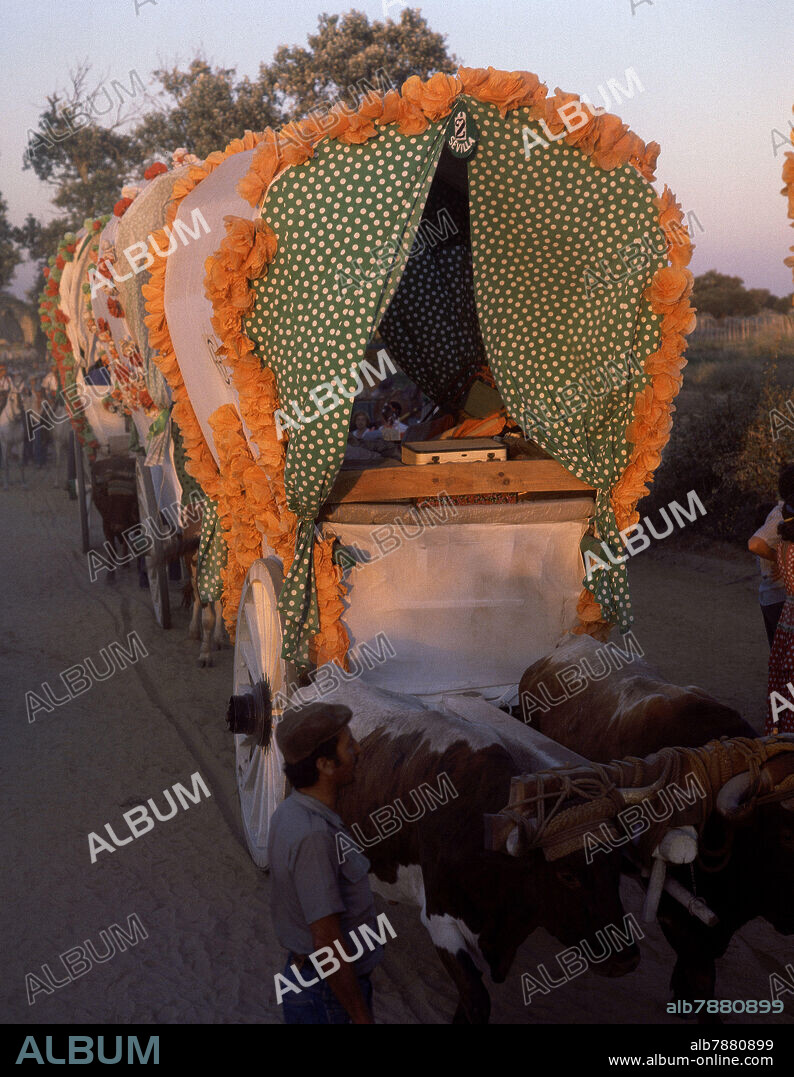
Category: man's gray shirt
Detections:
[{"x1": 267, "y1": 790, "x2": 384, "y2": 976}]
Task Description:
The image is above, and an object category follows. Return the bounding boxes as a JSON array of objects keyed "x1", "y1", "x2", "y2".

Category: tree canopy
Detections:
[
  {"x1": 692, "y1": 270, "x2": 792, "y2": 319},
  {"x1": 133, "y1": 58, "x2": 280, "y2": 161},
  {"x1": 22, "y1": 61, "x2": 140, "y2": 230},
  {"x1": 17, "y1": 7, "x2": 457, "y2": 277},
  {"x1": 0, "y1": 193, "x2": 21, "y2": 290},
  {"x1": 260, "y1": 7, "x2": 457, "y2": 119}
]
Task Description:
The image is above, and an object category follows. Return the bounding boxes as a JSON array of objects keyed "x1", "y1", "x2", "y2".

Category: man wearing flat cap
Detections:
[{"x1": 268, "y1": 701, "x2": 381, "y2": 1024}]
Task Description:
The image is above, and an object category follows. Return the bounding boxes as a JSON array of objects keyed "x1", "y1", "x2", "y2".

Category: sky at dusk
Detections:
[{"x1": 1, "y1": 0, "x2": 791, "y2": 297}]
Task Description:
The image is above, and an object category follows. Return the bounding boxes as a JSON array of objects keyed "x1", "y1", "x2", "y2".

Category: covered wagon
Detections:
[{"x1": 140, "y1": 65, "x2": 696, "y2": 865}]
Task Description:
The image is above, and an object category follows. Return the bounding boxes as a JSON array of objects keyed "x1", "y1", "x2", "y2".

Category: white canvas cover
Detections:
[
  {"x1": 58, "y1": 251, "x2": 81, "y2": 366},
  {"x1": 129, "y1": 408, "x2": 150, "y2": 444},
  {"x1": 96, "y1": 206, "x2": 183, "y2": 516},
  {"x1": 58, "y1": 231, "x2": 100, "y2": 375},
  {"x1": 116, "y1": 167, "x2": 188, "y2": 412},
  {"x1": 163, "y1": 149, "x2": 258, "y2": 464},
  {"x1": 71, "y1": 231, "x2": 97, "y2": 365},
  {"x1": 94, "y1": 216, "x2": 129, "y2": 363},
  {"x1": 75, "y1": 371, "x2": 127, "y2": 453},
  {"x1": 320, "y1": 502, "x2": 592, "y2": 697}
]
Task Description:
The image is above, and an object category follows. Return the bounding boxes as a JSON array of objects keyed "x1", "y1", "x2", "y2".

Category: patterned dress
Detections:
[{"x1": 766, "y1": 540, "x2": 794, "y2": 733}]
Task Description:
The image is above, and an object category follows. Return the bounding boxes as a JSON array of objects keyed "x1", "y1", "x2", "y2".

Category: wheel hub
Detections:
[{"x1": 227, "y1": 678, "x2": 273, "y2": 748}]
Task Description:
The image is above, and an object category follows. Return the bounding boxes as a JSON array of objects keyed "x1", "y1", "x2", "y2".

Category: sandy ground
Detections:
[{"x1": 1, "y1": 468, "x2": 790, "y2": 1026}]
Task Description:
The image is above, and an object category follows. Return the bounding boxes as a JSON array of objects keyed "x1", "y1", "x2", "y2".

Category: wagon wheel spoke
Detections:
[
  {"x1": 239, "y1": 743, "x2": 261, "y2": 792},
  {"x1": 237, "y1": 626, "x2": 262, "y2": 689},
  {"x1": 247, "y1": 752, "x2": 271, "y2": 838},
  {"x1": 241, "y1": 600, "x2": 265, "y2": 685}
]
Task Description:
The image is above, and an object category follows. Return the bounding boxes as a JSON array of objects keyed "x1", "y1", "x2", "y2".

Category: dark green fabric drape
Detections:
[
  {"x1": 244, "y1": 122, "x2": 448, "y2": 665},
  {"x1": 171, "y1": 419, "x2": 226, "y2": 603},
  {"x1": 465, "y1": 98, "x2": 665, "y2": 630},
  {"x1": 378, "y1": 177, "x2": 485, "y2": 407}
]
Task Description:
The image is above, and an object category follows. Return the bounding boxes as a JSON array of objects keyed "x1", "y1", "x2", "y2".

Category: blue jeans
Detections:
[{"x1": 280, "y1": 955, "x2": 373, "y2": 1024}]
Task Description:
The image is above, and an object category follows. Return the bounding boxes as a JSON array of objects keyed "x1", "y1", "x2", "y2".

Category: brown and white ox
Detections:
[
  {"x1": 286, "y1": 677, "x2": 641, "y2": 1024},
  {"x1": 518, "y1": 635, "x2": 794, "y2": 1013}
]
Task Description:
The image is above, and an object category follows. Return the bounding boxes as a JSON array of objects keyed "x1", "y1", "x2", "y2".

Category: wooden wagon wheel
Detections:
[
  {"x1": 229, "y1": 557, "x2": 293, "y2": 868},
  {"x1": 135, "y1": 456, "x2": 171, "y2": 629}
]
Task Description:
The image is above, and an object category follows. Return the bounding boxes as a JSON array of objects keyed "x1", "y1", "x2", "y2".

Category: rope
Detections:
[{"x1": 498, "y1": 736, "x2": 794, "y2": 861}]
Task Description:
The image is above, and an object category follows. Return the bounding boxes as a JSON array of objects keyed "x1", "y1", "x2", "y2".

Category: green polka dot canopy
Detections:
[
  {"x1": 245, "y1": 122, "x2": 448, "y2": 665},
  {"x1": 197, "y1": 497, "x2": 226, "y2": 605},
  {"x1": 244, "y1": 97, "x2": 665, "y2": 665},
  {"x1": 171, "y1": 419, "x2": 204, "y2": 509},
  {"x1": 172, "y1": 420, "x2": 226, "y2": 604},
  {"x1": 378, "y1": 176, "x2": 486, "y2": 405},
  {"x1": 466, "y1": 100, "x2": 664, "y2": 628}
]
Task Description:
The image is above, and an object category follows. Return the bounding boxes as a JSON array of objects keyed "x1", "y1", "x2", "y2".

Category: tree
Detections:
[
  {"x1": 692, "y1": 271, "x2": 761, "y2": 319},
  {"x1": 730, "y1": 364, "x2": 792, "y2": 498},
  {"x1": 259, "y1": 7, "x2": 458, "y2": 120},
  {"x1": 749, "y1": 288, "x2": 794, "y2": 314},
  {"x1": 0, "y1": 193, "x2": 21, "y2": 290},
  {"x1": 13, "y1": 214, "x2": 72, "y2": 304},
  {"x1": 133, "y1": 58, "x2": 280, "y2": 161},
  {"x1": 14, "y1": 214, "x2": 67, "y2": 266},
  {"x1": 133, "y1": 10, "x2": 458, "y2": 159},
  {"x1": 22, "y1": 61, "x2": 141, "y2": 229}
]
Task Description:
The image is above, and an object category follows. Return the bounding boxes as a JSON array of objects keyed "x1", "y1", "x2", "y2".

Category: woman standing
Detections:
[
  {"x1": 749, "y1": 501, "x2": 785, "y2": 645},
  {"x1": 766, "y1": 468, "x2": 794, "y2": 733}
]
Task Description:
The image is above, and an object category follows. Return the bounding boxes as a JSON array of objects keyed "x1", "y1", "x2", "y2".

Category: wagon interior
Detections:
[{"x1": 331, "y1": 145, "x2": 592, "y2": 499}]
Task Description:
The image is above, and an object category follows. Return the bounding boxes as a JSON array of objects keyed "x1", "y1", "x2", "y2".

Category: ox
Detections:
[
  {"x1": 284, "y1": 677, "x2": 640, "y2": 1024},
  {"x1": 518, "y1": 634, "x2": 794, "y2": 1013},
  {"x1": 519, "y1": 634, "x2": 751, "y2": 760}
]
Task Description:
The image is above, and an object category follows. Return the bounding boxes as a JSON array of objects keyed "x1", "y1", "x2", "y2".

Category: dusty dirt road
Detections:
[{"x1": 1, "y1": 470, "x2": 790, "y2": 1025}]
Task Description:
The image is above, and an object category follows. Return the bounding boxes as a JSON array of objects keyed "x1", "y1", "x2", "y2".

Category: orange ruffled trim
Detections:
[
  {"x1": 572, "y1": 186, "x2": 696, "y2": 639},
  {"x1": 236, "y1": 67, "x2": 659, "y2": 212},
  {"x1": 206, "y1": 67, "x2": 665, "y2": 662},
  {"x1": 205, "y1": 140, "x2": 352, "y2": 665},
  {"x1": 142, "y1": 131, "x2": 264, "y2": 636},
  {"x1": 208, "y1": 405, "x2": 272, "y2": 633},
  {"x1": 208, "y1": 404, "x2": 348, "y2": 663},
  {"x1": 783, "y1": 111, "x2": 794, "y2": 292}
]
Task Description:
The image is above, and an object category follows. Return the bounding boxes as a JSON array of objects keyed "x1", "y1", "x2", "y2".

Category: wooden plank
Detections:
[{"x1": 326, "y1": 459, "x2": 592, "y2": 504}]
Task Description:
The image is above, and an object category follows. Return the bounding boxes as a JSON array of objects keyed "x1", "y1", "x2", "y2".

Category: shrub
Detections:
[{"x1": 641, "y1": 391, "x2": 755, "y2": 544}]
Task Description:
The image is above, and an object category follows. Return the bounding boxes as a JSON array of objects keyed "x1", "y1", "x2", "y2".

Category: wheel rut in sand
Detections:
[{"x1": 112, "y1": 594, "x2": 247, "y2": 852}]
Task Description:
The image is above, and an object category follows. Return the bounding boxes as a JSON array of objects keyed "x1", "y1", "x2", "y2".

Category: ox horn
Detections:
[
  {"x1": 642, "y1": 826, "x2": 699, "y2": 922},
  {"x1": 506, "y1": 817, "x2": 539, "y2": 856},
  {"x1": 506, "y1": 826, "x2": 525, "y2": 857},
  {"x1": 483, "y1": 812, "x2": 537, "y2": 856},
  {"x1": 715, "y1": 771, "x2": 753, "y2": 820}
]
